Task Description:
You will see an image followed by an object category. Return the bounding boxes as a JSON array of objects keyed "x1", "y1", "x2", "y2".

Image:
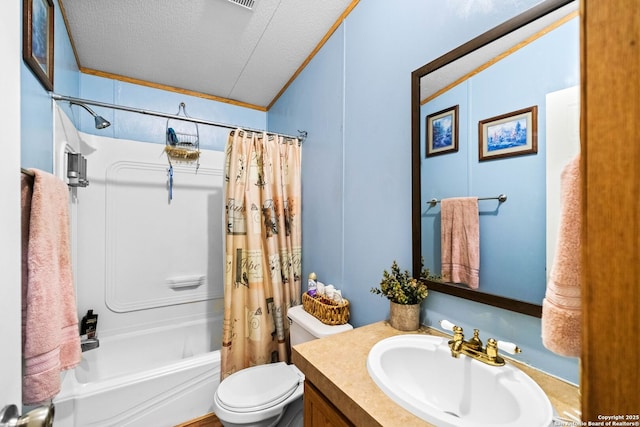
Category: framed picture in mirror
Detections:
[
  {"x1": 478, "y1": 106, "x2": 537, "y2": 161},
  {"x1": 426, "y1": 105, "x2": 459, "y2": 157},
  {"x1": 23, "y1": 0, "x2": 54, "y2": 91}
]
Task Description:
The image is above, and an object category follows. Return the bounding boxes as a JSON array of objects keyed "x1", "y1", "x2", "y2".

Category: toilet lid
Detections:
[{"x1": 217, "y1": 362, "x2": 302, "y2": 412}]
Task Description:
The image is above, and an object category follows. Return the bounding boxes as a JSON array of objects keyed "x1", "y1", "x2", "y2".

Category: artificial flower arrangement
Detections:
[{"x1": 370, "y1": 260, "x2": 432, "y2": 305}]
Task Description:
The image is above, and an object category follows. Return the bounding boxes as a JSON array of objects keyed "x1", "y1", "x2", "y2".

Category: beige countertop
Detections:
[{"x1": 292, "y1": 321, "x2": 580, "y2": 427}]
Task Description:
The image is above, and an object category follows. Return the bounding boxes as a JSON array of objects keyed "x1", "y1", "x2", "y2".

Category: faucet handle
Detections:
[
  {"x1": 439, "y1": 319, "x2": 456, "y2": 332},
  {"x1": 497, "y1": 340, "x2": 521, "y2": 355}
]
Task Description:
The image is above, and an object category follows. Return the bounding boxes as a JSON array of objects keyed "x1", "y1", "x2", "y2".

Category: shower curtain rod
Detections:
[{"x1": 51, "y1": 94, "x2": 307, "y2": 142}]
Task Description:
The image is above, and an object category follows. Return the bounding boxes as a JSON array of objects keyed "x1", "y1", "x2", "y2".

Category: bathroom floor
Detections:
[{"x1": 175, "y1": 413, "x2": 223, "y2": 427}]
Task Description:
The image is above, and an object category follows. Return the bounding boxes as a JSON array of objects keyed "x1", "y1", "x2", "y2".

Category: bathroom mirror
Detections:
[{"x1": 411, "y1": 0, "x2": 578, "y2": 317}]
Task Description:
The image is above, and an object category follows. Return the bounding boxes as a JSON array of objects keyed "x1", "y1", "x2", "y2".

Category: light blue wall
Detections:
[
  {"x1": 21, "y1": 0, "x2": 79, "y2": 172},
  {"x1": 267, "y1": 26, "x2": 346, "y2": 292},
  {"x1": 269, "y1": 0, "x2": 579, "y2": 384},
  {"x1": 421, "y1": 18, "x2": 580, "y2": 304}
]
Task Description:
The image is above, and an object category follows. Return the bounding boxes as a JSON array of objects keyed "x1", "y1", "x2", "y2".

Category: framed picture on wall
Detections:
[
  {"x1": 479, "y1": 106, "x2": 538, "y2": 161},
  {"x1": 23, "y1": 0, "x2": 54, "y2": 91},
  {"x1": 426, "y1": 105, "x2": 459, "y2": 157}
]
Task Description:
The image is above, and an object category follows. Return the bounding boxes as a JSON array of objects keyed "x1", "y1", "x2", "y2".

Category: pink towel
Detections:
[
  {"x1": 21, "y1": 170, "x2": 81, "y2": 405},
  {"x1": 542, "y1": 154, "x2": 581, "y2": 357},
  {"x1": 441, "y1": 197, "x2": 480, "y2": 289}
]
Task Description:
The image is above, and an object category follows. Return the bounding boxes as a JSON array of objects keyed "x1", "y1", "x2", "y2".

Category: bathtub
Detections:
[{"x1": 53, "y1": 317, "x2": 221, "y2": 427}]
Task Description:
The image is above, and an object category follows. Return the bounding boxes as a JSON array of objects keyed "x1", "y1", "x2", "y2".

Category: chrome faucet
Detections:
[
  {"x1": 81, "y1": 336, "x2": 100, "y2": 352},
  {"x1": 440, "y1": 320, "x2": 520, "y2": 367}
]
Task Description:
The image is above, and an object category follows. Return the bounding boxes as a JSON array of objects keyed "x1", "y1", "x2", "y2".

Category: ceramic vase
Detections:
[{"x1": 389, "y1": 301, "x2": 420, "y2": 331}]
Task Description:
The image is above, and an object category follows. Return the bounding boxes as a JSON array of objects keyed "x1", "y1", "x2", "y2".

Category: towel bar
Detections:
[{"x1": 428, "y1": 194, "x2": 507, "y2": 207}]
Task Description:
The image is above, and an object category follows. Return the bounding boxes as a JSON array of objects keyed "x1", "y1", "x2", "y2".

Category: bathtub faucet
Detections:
[{"x1": 81, "y1": 336, "x2": 100, "y2": 352}]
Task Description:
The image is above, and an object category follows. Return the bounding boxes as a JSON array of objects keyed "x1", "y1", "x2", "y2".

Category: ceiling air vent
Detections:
[{"x1": 227, "y1": 0, "x2": 256, "y2": 10}]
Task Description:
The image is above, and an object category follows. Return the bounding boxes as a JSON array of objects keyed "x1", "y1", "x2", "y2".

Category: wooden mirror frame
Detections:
[{"x1": 411, "y1": 0, "x2": 575, "y2": 318}]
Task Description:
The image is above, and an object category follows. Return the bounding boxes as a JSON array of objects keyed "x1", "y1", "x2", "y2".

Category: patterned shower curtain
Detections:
[{"x1": 221, "y1": 129, "x2": 302, "y2": 380}]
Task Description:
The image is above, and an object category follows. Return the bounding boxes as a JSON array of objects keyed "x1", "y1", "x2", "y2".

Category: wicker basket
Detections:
[{"x1": 302, "y1": 292, "x2": 350, "y2": 325}]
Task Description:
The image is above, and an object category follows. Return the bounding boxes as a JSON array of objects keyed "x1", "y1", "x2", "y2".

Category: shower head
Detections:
[
  {"x1": 93, "y1": 114, "x2": 111, "y2": 130},
  {"x1": 70, "y1": 101, "x2": 111, "y2": 129}
]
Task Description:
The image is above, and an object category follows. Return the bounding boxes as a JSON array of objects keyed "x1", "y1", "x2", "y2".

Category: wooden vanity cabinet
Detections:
[{"x1": 303, "y1": 380, "x2": 354, "y2": 427}]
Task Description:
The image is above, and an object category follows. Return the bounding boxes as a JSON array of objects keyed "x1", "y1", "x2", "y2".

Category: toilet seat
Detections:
[{"x1": 216, "y1": 362, "x2": 303, "y2": 413}]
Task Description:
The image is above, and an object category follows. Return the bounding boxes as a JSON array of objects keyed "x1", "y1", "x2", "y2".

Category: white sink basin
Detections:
[{"x1": 366, "y1": 334, "x2": 553, "y2": 427}]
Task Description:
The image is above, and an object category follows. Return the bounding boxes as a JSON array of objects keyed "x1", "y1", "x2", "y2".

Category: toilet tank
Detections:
[{"x1": 287, "y1": 305, "x2": 353, "y2": 346}]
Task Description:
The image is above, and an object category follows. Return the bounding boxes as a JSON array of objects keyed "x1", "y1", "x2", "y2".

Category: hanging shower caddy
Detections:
[
  {"x1": 164, "y1": 102, "x2": 200, "y2": 169},
  {"x1": 165, "y1": 102, "x2": 200, "y2": 202}
]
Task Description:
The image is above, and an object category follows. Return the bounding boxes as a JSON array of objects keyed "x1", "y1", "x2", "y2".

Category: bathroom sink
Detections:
[{"x1": 366, "y1": 334, "x2": 553, "y2": 427}]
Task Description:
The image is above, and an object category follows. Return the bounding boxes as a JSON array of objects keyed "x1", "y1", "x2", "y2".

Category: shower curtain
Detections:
[{"x1": 221, "y1": 130, "x2": 302, "y2": 379}]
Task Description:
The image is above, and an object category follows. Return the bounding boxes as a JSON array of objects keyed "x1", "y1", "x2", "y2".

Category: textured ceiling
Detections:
[
  {"x1": 61, "y1": 0, "x2": 355, "y2": 110},
  {"x1": 420, "y1": 2, "x2": 578, "y2": 103}
]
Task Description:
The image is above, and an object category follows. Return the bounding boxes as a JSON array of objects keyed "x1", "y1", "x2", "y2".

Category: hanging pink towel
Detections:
[
  {"x1": 21, "y1": 170, "x2": 81, "y2": 405},
  {"x1": 441, "y1": 197, "x2": 480, "y2": 289},
  {"x1": 542, "y1": 154, "x2": 581, "y2": 357}
]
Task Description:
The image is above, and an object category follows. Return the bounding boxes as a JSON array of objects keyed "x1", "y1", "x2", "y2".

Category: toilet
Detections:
[{"x1": 213, "y1": 304, "x2": 353, "y2": 427}]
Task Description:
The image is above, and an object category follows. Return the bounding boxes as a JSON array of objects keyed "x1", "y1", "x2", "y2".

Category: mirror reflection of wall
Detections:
[{"x1": 420, "y1": 14, "x2": 579, "y2": 305}]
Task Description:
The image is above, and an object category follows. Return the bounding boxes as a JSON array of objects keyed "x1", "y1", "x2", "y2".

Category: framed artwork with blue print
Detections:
[
  {"x1": 23, "y1": 0, "x2": 54, "y2": 91},
  {"x1": 478, "y1": 106, "x2": 538, "y2": 161},
  {"x1": 426, "y1": 105, "x2": 459, "y2": 157}
]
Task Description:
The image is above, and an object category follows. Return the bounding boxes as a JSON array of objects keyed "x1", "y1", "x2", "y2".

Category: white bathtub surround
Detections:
[
  {"x1": 51, "y1": 109, "x2": 226, "y2": 426},
  {"x1": 68, "y1": 128, "x2": 225, "y2": 336},
  {"x1": 53, "y1": 316, "x2": 221, "y2": 427},
  {"x1": 53, "y1": 106, "x2": 227, "y2": 337}
]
